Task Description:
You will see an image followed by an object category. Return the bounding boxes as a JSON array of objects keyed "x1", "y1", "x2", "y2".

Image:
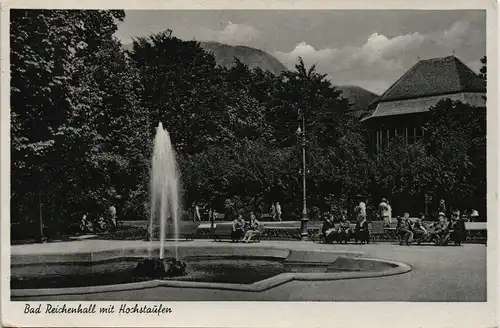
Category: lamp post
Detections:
[{"x1": 297, "y1": 109, "x2": 309, "y2": 241}]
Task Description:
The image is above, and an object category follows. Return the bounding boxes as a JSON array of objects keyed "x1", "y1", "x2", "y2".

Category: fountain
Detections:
[{"x1": 134, "y1": 122, "x2": 187, "y2": 278}]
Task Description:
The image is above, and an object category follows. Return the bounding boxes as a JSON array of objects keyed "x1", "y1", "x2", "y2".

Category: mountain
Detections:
[
  {"x1": 122, "y1": 41, "x2": 287, "y2": 75},
  {"x1": 337, "y1": 85, "x2": 379, "y2": 119},
  {"x1": 199, "y1": 41, "x2": 287, "y2": 75}
]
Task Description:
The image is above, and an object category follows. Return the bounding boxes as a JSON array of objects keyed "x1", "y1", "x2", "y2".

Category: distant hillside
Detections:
[
  {"x1": 199, "y1": 41, "x2": 287, "y2": 75},
  {"x1": 337, "y1": 85, "x2": 378, "y2": 111},
  {"x1": 122, "y1": 41, "x2": 287, "y2": 76}
]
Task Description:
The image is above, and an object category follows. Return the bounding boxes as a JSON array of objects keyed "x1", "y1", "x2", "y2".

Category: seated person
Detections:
[
  {"x1": 412, "y1": 214, "x2": 429, "y2": 243},
  {"x1": 449, "y1": 210, "x2": 466, "y2": 246},
  {"x1": 354, "y1": 216, "x2": 369, "y2": 244},
  {"x1": 398, "y1": 213, "x2": 414, "y2": 246},
  {"x1": 433, "y1": 212, "x2": 450, "y2": 246},
  {"x1": 337, "y1": 212, "x2": 351, "y2": 244},
  {"x1": 242, "y1": 212, "x2": 260, "y2": 243},
  {"x1": 231, "y1": 215, "x2": 246, "y2": 242},
  {"x1": 321, "y1": 213, "x2": 337, "y2": 244},
  {"x1": 97, "y1": 216, "x2": 107, "y2": 232},
  {"x1": 80, "y1": 214, "x2": 90, "y2": 233}
]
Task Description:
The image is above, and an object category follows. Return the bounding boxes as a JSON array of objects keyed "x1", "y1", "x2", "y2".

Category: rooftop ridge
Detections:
[{"x1": 375, "y1": 55, "x2": 484, "y2": 103}]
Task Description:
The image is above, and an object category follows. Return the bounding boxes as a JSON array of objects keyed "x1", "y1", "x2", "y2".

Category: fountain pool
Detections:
[{"x1": 11, "y1": 242, "x2": 411, "y2": 298}]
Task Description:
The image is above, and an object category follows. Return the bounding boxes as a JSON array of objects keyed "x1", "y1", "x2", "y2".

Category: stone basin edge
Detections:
[{"x1": 11, "y1": 247, "x2": 412, "y2": 298}]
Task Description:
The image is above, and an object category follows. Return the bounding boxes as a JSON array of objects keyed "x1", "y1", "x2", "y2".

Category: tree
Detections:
[
  {"x1": 11, "y1": 9, "x2": 150, "y2": 239},
  {"x1": 129, "y1": 30, "x2": 233, "y2": 154},
  {"x1": 424, "y1": 99, "x2": 486, "y2": 214},
  {"x1": 479, "y1": 56, "x2": 486, "y2": 82}
]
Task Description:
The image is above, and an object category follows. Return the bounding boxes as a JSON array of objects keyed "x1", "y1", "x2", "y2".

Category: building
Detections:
[{"x1": 361, "y1": 56, "x2": 486, "y2": 152}]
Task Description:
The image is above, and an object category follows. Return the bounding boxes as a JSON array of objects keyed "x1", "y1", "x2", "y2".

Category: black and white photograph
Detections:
[{"x1": 1, "y1": 1, "x2": 498, "y2": 327}]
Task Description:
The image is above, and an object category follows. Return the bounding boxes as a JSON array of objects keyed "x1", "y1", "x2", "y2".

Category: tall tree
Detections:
[{"x1": 11, "y1": 9, "x2": 149, "y2": 238}]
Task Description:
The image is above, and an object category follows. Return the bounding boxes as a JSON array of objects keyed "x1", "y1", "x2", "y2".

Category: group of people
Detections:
[
  {"x1": 79, "y1": 205, "x2": 117, "y2": 233},
  {"x1": 321, "y1": 211, "x2": 370, "y2": 244},
  {"x1": 231, "y1": 212, "x2": 261, "y2": 243},
  {"x1": 396, "y1": 210, "x2": 467, "y2": 246},
  {"x1": 270, "y1": 202, "x2": 282, "y2": 221}
]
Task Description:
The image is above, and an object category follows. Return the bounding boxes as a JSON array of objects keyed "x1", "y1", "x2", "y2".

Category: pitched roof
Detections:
[
  {"x1": 378, "y1": 56, "x2": 485, "y2": 102},
  {"x1": 364, "y1": 92, "x2": 485, "y2": 120},
  {"x1": 361, "y1": 56, "x2": 486, "y2": 122}
]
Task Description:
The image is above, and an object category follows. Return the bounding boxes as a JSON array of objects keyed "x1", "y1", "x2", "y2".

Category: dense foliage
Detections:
[{"x1": 10, "y1": 10, "x2": 487, "y2": 240}]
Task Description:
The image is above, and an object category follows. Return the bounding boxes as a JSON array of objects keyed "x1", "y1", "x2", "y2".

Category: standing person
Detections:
[
  {"x1": 242, "y1": 212, "x2": 261, "y2": 243},
  {"x1": 449, "y1": 210, "x2": 466, "y2": 246},
  {"x1": 209, "y1": 208, "x2": 215, "y2": 229},
  {"x1": 357, "y1": 197, "x2": 367, "y2": 221},
  {"x1": 271, "y1": 203, "x2": 276, "y2": 221},
  {"x1": 276, "y1": 202, "x2": 282, "y2": 221},
  {"x1": 194, "y1": 203, "x2": 201, "y2": 222},
  {"x1": 108, "y1": 205, "x2": 117, "y2": 227},
  {"x1": 387, "y1": 200, "x2": 392, "y2": 225},
  {"x1": 438, "y1": 199, "x2": 447, "y2": 218},
  {"x1": 379, "y1": 198, "x2": 391, "y2": 227},
  {"x1": 470, "y1": 209, "x2": 479, "y2": 221}
]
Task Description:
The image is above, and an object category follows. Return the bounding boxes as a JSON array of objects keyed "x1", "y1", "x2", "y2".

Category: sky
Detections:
[{"x1": 115, "y1": 10, "x2": 486, "y2": 94}]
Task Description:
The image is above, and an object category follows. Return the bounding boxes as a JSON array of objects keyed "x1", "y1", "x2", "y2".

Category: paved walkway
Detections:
[{"x1": 12, "y1": 240, "x2": 486, "y2": 301}]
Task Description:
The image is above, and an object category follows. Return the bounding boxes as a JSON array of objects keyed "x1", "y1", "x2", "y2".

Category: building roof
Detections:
[
  {"x1": 365, "y1": 92, "x2": 485, "y2": 119},
  {"x1": 362, "y1": 56, "x2": 486, "y2": 122},
  {"x1": 379, "y1": 56, "x2": 485, "y2": 102}
]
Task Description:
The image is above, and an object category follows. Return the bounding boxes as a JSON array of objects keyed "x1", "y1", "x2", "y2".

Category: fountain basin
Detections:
[{"x1": 11, "y1": 243, "x2": 411, "y2": 299}]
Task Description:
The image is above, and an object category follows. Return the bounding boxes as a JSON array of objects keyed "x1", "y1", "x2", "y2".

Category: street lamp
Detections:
[{"x1": 297, "y1": 109, "x2": 309, "y2": 241}]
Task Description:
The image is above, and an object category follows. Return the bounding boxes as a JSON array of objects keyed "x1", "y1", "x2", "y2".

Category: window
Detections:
[
  {"x1": 396, "y1": 127, "x2": 405, "y2": 137},
  {"x1": 383, "y1": 129, "x2": 390, "y2": 149},
  {"x1": 389, "y1": 128, "x2": 396, "y2": 139},
  {"x1": 408, "y1": 126, "x2": 416, "y2": 144},
  {"x1": 415, "y1": 126, "x2": 424, "y2": 143}
]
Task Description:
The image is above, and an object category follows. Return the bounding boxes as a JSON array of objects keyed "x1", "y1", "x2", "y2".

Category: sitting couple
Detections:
[
  {"x1": 322, "y1": 212, "x2": 351, "y2": 244},
  {"x1": 396, "y1": 213, "x2": 431, "y2": 246},
  {"x1": 231, "y1": 212, "x2": 261, "y2": 243},
  {"x1": 430, "y1": 210, "x2": 466, "y2": 246},
  {"x1": 396, "y1": 213, "x2": 422, "y2": 246}
]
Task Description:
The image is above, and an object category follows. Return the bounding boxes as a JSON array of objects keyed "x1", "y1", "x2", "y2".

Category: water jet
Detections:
[{"x1": 138, "y1": 122, "x2": 186, "y2": 277}]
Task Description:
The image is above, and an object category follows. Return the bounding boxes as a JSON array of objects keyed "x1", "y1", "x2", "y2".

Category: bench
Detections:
[
  {"x1": 183, "y1": 224, "x2": 200, "y2": 240},
  {"x1": 212, "y1": 224, "x2": 234, "y2": 242},
  {"x1": 162, "y1": 222, "x2": 200, "y2": 240},
  {"x1": 369, "y1": 221, "x2": 385, "y2": 242},
  {"x1": 261, "y1": 226, "x2": 300, "y2": 240}
]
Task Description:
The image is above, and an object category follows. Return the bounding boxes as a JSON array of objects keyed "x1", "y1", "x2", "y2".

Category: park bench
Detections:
[
  {"x1": 369, "y1": 221, "x2": 385, "y2": 242},
  {"x1": 162, "y1": 222, "x2": 200, "y2": 240},
  {"x1": 212, "y1": 224, "x2": 234, "y2": 242},
  {"x1": 182, "y1": 223, "x2": 200, "y2": 240},
  {"x1": 261, "y1": 226, "x2": 300, "y2": 240},
  {"x1": 465, "y1": 222, "x2": 487, "y2": 243}
]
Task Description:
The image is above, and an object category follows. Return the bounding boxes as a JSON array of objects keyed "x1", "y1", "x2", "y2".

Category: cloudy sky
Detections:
[{"x1": 115, "y1": 10, "x2": 486, "y2": 94}]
